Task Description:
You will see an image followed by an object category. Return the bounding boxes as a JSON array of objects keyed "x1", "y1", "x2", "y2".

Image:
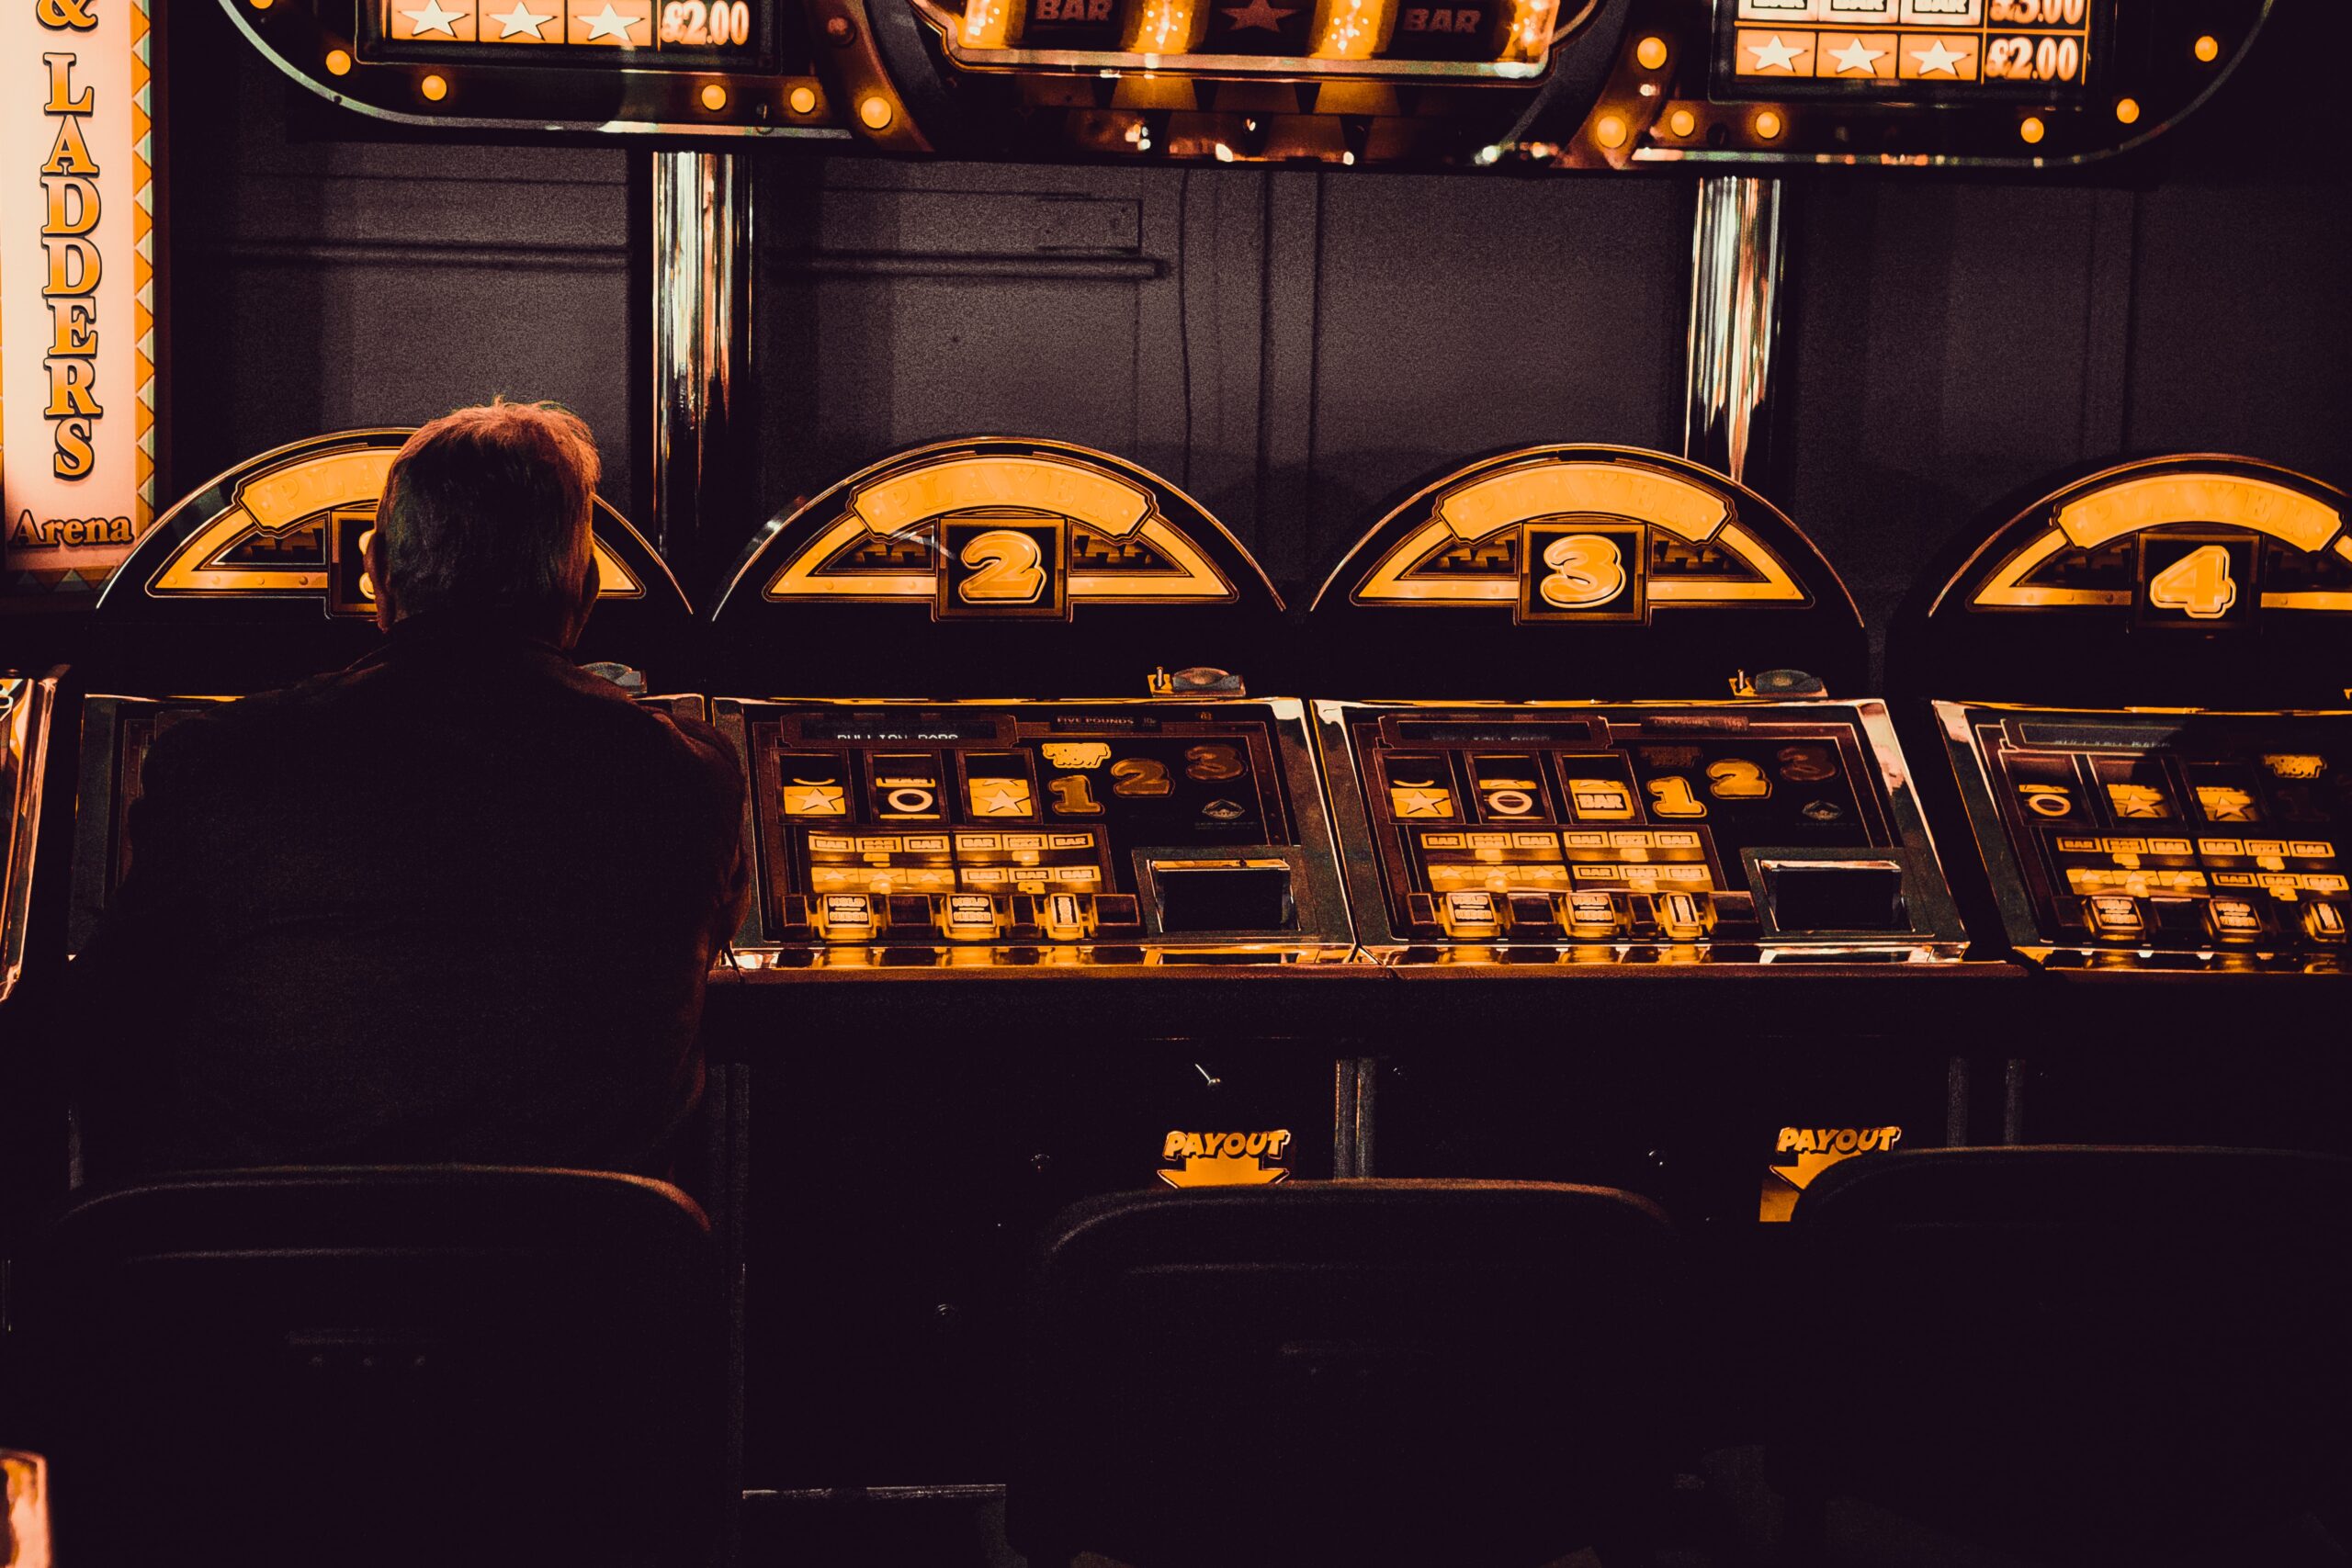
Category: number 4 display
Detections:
[{"x1": 2147, "y1": 544, "x2": 2237, "y2": 621}]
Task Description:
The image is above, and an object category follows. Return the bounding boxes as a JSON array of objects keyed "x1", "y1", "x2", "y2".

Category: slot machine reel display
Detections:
[
  {"x1": 67, "y1": 430, "x2": 697, "y2": 952},
  {"x1": 1309, "y1": 444, "x2": 1968, "y2": 963},
  {"x1": 221, "y1": 0, "x2": 2264, "y2": 167},
  {"x1": 705, "y1": 437, "x2": 1351, "y2": 965},
  {"x1": 1906, "y1": 456, "x2": 2352, "y2": 972}
]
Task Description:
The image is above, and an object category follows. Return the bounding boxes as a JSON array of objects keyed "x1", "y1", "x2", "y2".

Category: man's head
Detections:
[{"x1": 368, "y1": 400, "x2": 603, "y2": 646}]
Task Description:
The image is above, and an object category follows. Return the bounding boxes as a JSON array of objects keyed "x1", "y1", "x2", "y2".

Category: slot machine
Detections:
[
  {"x1": 699, "y1": 436, "x2": 1355, "y2": 1492},
  {"x1": 0, "y1": 672, "x2": 65, "y2": 1236},
  {"x1": 0, "y1": 673, "x2": 62, "y2": 1014},
  {"x1": 62, "y1": 427, "x2": 695, "y2": 963},
  {"x1": 230, "y1": 0, "x2": 2264, "y2": 172},
  {"x1": 1304, "y1": 444, "x2": 1985, "y2": 1224},
  {"x1": 1895, "y1": 454, "x2": 2352, "y2": 1150}
]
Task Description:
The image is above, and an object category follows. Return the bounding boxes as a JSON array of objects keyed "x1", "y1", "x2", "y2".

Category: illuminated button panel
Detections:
[
  {"x1": 1942, "y1": 705, "x2": 2352, "y2": 965},
  {"x1": 720, "y1": 697, "x2": 1351, "y2": 962},
  {"x1": 1721, "y1": 0, "x2": 2096, "y2": 100},
  {"x1": 1317, "y1": 700, "x2": 1967, "y2": 961}
]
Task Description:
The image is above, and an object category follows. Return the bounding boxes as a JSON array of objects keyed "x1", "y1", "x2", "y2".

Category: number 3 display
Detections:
[{"x1": 1538, "y1": 534, "x2": 1627, "y2": 609}]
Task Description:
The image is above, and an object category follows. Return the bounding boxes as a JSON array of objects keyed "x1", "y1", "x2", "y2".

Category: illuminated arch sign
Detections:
[
  {"x1": 1942, "y1": 458, "x2": 2352, "y2": 628},
  {"x1": 96, "y1": 428, "x2": 689, "y2": 624},
  {"x1": 728, "y1": 440, "x2": 1250, "y2": 618},
  {"x1": 711, "y1": 437, "x2": 1284, "y2": 697},
  {"x1": 1, "y1": 0, "x2": 160, "y2": 597},
  {"x1": 1307, "y1": 445, "x2": 1861, "y2": 698}
]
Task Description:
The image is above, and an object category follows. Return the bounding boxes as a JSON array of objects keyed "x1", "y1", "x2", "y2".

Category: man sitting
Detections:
[{"x1": 74, "y1": 401, "x2": 747, "y2": 1180}]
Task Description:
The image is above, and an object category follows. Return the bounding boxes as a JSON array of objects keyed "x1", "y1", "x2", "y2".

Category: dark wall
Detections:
[
  {"x1": 164, "y1": 0, "x2": 2352, "y2": 672},
  {"x1": 165, "y1": 2, "x2": 637, "y2": 508}
]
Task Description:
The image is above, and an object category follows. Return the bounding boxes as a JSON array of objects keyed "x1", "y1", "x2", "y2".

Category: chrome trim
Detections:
[
  {"x1": 653, "y1": 152, "x2": 758, "y2": 572},
  {"x1": 1683, "y1": 175, "x2": 1784, "y2": 490}
]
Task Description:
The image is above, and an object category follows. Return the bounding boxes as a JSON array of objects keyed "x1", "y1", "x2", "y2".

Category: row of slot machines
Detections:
[
  {"x1": 4, "y1": 430, "x2": 2347, "y2": 1484},
  {"x1": 6, "y1": 429, "x2": 2346, "y2": 986}
]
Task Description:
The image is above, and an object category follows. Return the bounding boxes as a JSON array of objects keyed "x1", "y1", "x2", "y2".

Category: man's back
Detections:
[{"x1": 75, "y1": 617, "x2": 745, "y2": 1179}]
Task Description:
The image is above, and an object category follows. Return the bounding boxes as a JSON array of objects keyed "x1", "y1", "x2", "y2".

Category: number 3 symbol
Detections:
[
  {"x1": 958, "y1": 529, "x2": 1048, "y2": 604},
  {"x1": 1539, "y1": 534, "x2": 1627, "y2": 609}
]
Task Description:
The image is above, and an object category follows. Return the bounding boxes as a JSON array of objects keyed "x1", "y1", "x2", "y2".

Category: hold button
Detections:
[
  {"x1": 2204, "y1": 897, "x2": 2265, "y2": 942},
  {"x1": 817, "y1": 893, "x2": 876, "y2": 940},
  {"x1": 1564, "y1": 890, "x2": 1624, "y2": 941},
  {"x1": 2086, "y1": 895, "x2": 2144, "y2": 938}
]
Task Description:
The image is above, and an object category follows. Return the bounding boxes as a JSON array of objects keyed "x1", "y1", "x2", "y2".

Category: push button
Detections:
[
  {"x1": 943, "y1": 894, "x2": 1000, "y2": 940},
  {"x1": 2203, "y1": 897, "x2": 2264, "y2": 942},
  {"x1": 1439, "y1": 890, "x2": 1502, "y2": 937},
  {"x1": 1563, "y1": 890, "x2": 1623, "y2": 940},
  {"x1": 817, "y1": 893, "x2": 876, "y2": 940},
  {"x1": 1655, "y1": 890, "x2": 1714, "y2": 942},
  {"x1": 1504, "y1": 892, "x2": 1559, "y2": 934},
  {"x1": 2303, "y1": 901, "x2": 2347, "y2": 942},
  {"x1": 1041, "y1": 893, "x2": 1094, "y2": 941},
  {"x1": 2086, "y1": 895, "x2": 2143, "y2": 938}
]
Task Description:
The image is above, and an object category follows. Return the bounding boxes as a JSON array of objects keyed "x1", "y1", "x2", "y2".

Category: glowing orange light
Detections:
[
  {"x1": 857, "y1": 94, "x2": 895, "y2": 130},
  {"x1": 1593, "y1": 112, "x2": 1628, "y2": 149},
  {"x1": 2193, "y1": 34, "x2": 2219, "y2": 62},
  {"x1": 788, "y1": 85, "x2": 819, "y2": 114},
  {"x1": 960, "y1": 0, "x2": 1012, "y2": 48},
  {"x1": 1128, "y1": 0, "x2": 1200, "y2": 54},
  {"x1": 700, "y1": 83, "x2": 728, "y2": 110},
  {"x1": 1314, "y1": 0, "x2": 1385, "y2": 61},
  {"x1": 2019, "y1": 115, "x2": 2044, "y2": 144},
  {"x1": 1667, "y1": 107, "x2": 1696, "y2": 137},
  {"x1": 1499, "y1": 0, "x2": 1554, "y2": 63},
  {"x1": 1753, "y1": 108, "x2": 1782, "y2": 140},
  {"x1": 1634, "y1": 35, "x2": 1667, "y2": 70},
  {"x1": 420, "y1": 73, "x2": 448, "y2": 101},
  {"x1": 325, "y1": 48, "x2": 353, "y2": 75}
]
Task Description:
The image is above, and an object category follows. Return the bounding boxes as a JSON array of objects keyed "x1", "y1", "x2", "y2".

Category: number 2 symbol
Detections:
[
  {"x1": 2148, "y1": 545, "x2": 2237, "y2": 620},
  {"x1": 958, "y1": 530, "x2": 1048, "y2": 604},
  {"x1": 1539, "y1": 534, "x2": 1627, "y2": 609}
]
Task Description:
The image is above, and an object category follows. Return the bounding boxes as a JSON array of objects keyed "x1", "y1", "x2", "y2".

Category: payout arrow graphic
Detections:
[
  {"x1": 1159, "y1": 1129, "x2": 1293, "y2": 1190},
  {"x1": 1768, "y1": 1125, "x2": 1904, "y2": 1191}
]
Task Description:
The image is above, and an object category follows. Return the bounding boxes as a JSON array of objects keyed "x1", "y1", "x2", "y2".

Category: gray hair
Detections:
[{"x1": 376, "y1": 400, "x2": 602, "y2": 637}]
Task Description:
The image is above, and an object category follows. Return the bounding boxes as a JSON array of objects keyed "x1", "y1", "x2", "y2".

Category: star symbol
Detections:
[
  {"x1": 1391, "y1": 788, "x2": 1454, "y2": 818},
  {"x1": 1220, "y1": 0, "x2": 1296, "y2": 31},
  {"x1": 1826, "y1": 35, "x2": 1883, "y2": 73},
  {"x1": 784, "y1": 784, "x2": 846, "y2": 816},
  {"x1": 1910, "y1": 38, "x2": 1969, "y2": 75},
  {"x1": 401, "y1": 0, "x2": 465, "y2": 36},
  {"x1": 489, "y1": 1, "x2": 555, "y2": 36},
  {"x1": 1747, "y1": 32, "x2": 1804, "y2": 71},
  {"x1": 971, "y1": 784, "x2": 1033, "y2": 817},
  {"x1": 580, "y1": 2, "x2": 644, "y2": 40}
]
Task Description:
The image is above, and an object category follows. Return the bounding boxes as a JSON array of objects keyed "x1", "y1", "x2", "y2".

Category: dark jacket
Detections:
[{"x1": 72, "y1": 616, "x2": 748, "y2": 1181}]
